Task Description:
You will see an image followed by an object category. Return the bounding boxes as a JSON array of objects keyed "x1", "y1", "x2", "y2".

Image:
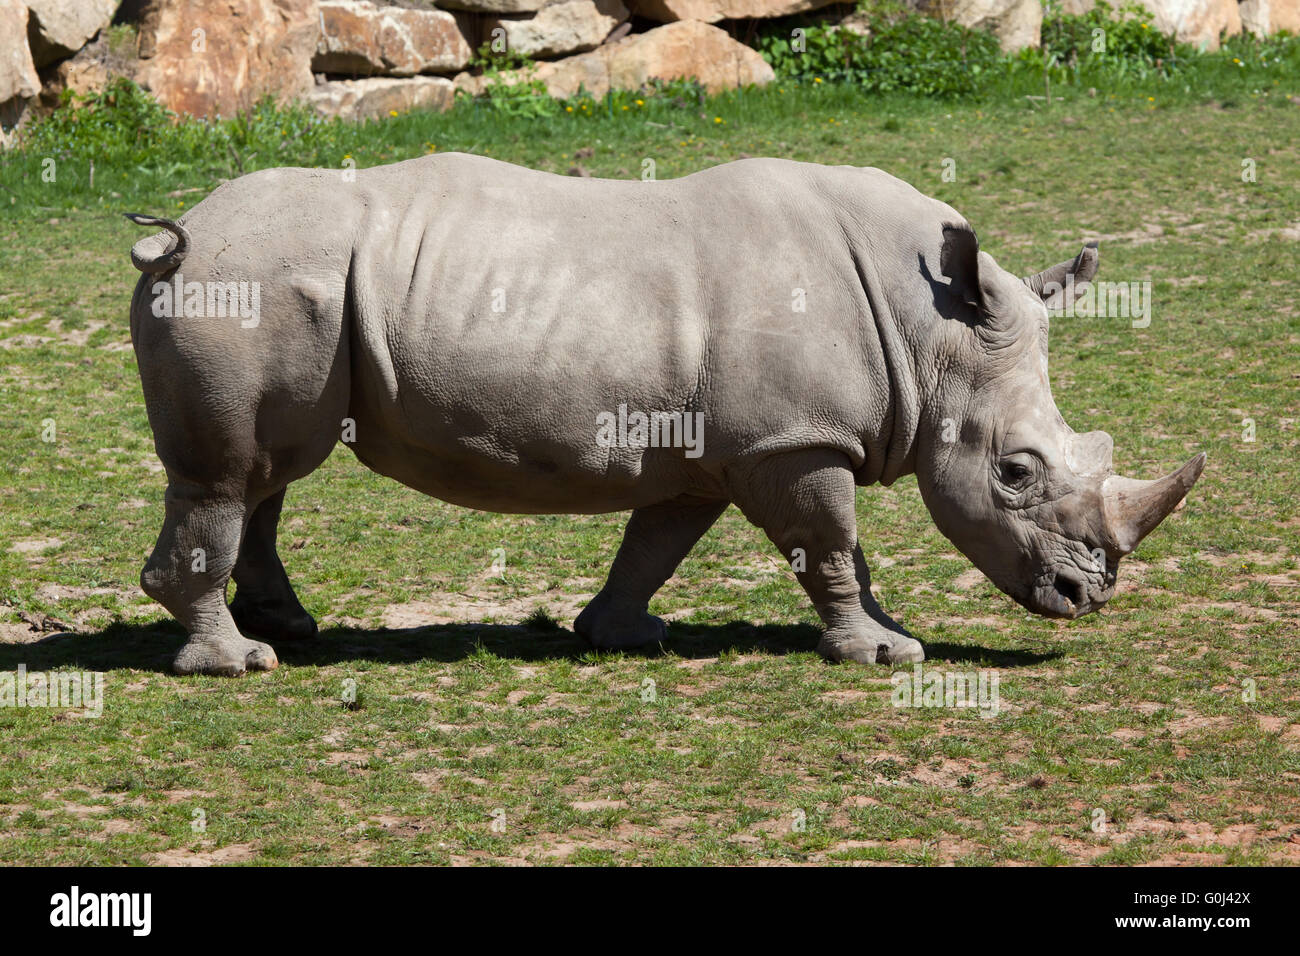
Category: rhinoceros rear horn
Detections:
[
  {"x1": 1102, "y1": 452, "x2": 1206, "y2": 555},
  {"x1": 1024, "y1": 241, "x2": 1099, "y2": 308}
]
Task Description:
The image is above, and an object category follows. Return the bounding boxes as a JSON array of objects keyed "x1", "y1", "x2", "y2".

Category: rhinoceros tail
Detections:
[{"x1": 124, "y1": 213, "x2": 191, "y2": 274}]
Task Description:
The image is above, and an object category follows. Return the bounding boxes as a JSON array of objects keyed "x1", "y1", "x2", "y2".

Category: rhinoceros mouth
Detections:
[{"x1": 1026, "y1": 565, "x2": 1113, "y2": 619}]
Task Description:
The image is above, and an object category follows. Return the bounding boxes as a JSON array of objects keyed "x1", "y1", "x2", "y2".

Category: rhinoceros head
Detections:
[{"x1": 916, "y1": 226, "x2": 1205, "y2": 619}]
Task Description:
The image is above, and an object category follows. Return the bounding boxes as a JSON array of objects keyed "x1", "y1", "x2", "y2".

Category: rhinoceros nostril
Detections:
[{"x1": 1051, "y1": 571, "x2": 1088, "y2": 613}]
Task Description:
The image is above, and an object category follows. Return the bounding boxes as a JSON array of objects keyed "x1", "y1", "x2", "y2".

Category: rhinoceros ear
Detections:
[
  {"x1": 940, "y1": 223, "x2": 982, "y2": 309},
  {"x1": 940, "y1": 223, "x2": 1014, "y2": 323},
  {"x1": 1024, "y1": 241, "x2": 1099, "y2": 308}
]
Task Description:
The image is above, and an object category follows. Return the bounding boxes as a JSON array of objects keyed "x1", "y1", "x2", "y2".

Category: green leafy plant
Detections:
[
  {"x1": 467, "y1": 42, "x2": 559, "y2": 118},
  {"x1": 756, "y1": 11, "x2": 1003, "y2": 96},
  {"x1": 21, "y1": 77, "x2": 177, "y2": 163},
  {"x1": 1040, "y1": 1, "x2": 1184, "y2": 78},
  {"x1": 757, "y1": 2, "x2": 1300, "y2": 98}
]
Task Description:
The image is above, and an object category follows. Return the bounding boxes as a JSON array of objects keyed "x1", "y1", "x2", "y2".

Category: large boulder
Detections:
[
  {"x1": 912, "y1": 0, "x2": 1042, "y2": 51},
  {"x1": 134, "y1": 0, "x2": 317, "y2": 118},
  {"x1": 314, "y1": 0, "x2": 472, "y2": 76},
  {"x1": 1114, "y1": 0, "x2": 1241, "y2": 49},
  {"x1": 1238, "y1": 0, "x2": 1300, "y2": 35},
  {"x1": 1, "y1": 0, "x2": 40, "y2": 132},
  {"x1": 460, "y1": 20, "x2": 774, "y2": 98},
  {"x1": 607, "y1": 19, "x2": 775, "y2": 91},
  {"x1": 308, "y1": 75, "x2": 455, "y2": 119},
  {"x1": 484, "y1": 0, "x2": 628, "y2": 58},
  {"x1": 24, "y1": 0, "x2": 120, "y2": 68},
  {"x1": 629, "y1": 0, "x2": 840, "y2": 22}
]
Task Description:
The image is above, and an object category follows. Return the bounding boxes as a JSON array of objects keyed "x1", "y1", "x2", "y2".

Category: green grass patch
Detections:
[{"x1": 0, "y1": 69, "x2": 1297, "y2": 864}]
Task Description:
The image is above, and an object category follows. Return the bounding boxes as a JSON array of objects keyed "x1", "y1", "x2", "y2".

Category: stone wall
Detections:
[{"x1": 2, "y1": 0, "x2": 1296, "y2": 133}]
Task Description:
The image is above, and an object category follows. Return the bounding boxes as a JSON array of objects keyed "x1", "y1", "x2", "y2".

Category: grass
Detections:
[{"x1": 0, "y1": 79, "x2": 1298, "y2": 865}]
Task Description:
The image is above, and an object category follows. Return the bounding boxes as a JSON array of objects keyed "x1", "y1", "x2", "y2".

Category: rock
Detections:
[
  {"x1": 484, "y1": 0, "x2": 627, "y2": 58},
  {"x1": 533, "y1": 47, "x2": 609, "y2": 96},
  {"x1": 314, "y1": 0, "x2": 472, "y2": 76},
  {"x1": 631, "y1": 0, "x2": 840, "y2": 23},
  {"x1": 1, "y1": 0, "x2": 40, "y2": 133},
  {"x1": 1124, "y1": 0, "x2": 1241, "y2": 49},
  {"x1": 135, "y1": 0, "x2": 318, "y2": 118},
  {"x1": 838, "y1": 10, "x2": 873, "y2": 35},
  {"x1": 39, "y1": 43, "x2": 111, "y2": 109},
  {"x1": 452, "y1": 57, "x2": 594, "y2": 97},
  {"x1": 1238, "y1": 0, "x2": 1300, "y2": 36},
  {"x1": 1, "y1": 0, "x2": 40, "y2": 103},
  {"x1": 24, "y1": 0, "x2": 120, "y2": 68},
  {"x1": 55, "y1": 55, "x2": 111, "y2": 98},
  {"x1": 308, "y1": 75, "x2": 455, "y2": 119},
  {"x1": 462, "y1": 20, "x2": 774, "y2": 98},
  {"x1": 913, "y1": 0, "x2": 1042, "y2": 51},
  {"x1": 37, "y1": 31, "x2": 138, "y2": 111},
  {"x1": 452, "y1": 70, "x2": 484, "y2": 96},
  {"x1": 606, "y1": 20, "x2": 774, "y2": 92}
]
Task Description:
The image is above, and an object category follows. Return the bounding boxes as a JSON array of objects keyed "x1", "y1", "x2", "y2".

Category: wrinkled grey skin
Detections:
[{"x1": 126, "y1": 154, "x2": 1205, "y2": 676}]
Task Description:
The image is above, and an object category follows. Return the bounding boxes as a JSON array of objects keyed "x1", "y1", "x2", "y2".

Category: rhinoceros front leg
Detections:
[
  {"x1": 141, "y1": 483, "x2": 279, "y2": 677},
  {"x1": 575, "y1": 497, "x2": 728, "y2": 650},
  {"x1": 229, "y1": 489, "x2": 318, "y2": 643},
  {"x1": 727, "y1": 449, "x2": 924, "y2": 665},
  {"x1": 853, "y1": 544, "x2": 915, "y2": 641}
]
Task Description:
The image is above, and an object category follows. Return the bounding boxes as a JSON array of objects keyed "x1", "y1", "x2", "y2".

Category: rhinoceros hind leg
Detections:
[
  {"x1": 728, "y1": 449, "x2": 924, "y2": 666},
  {"x1": 141, "y1": 484, "x2": 279, "y2": 676},
  {"x1": 574, "y1": 595, "x2": 666, "y2": 650},
  {"x1": 229, "y1": 489, "x2": 318, "y2": 643},
  {"x1": 575, "y1": 497, "x2": 728, "y2": 650}
]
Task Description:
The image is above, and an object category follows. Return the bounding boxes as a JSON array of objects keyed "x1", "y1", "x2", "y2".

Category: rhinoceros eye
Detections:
[{"x1": 999, "y1": 459, "x2": 1035, "y2": 489}]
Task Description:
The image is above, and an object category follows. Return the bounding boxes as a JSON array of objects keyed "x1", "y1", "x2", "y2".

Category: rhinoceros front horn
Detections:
[{"x1": 1102, "y1": 453, "x2": 1207, "y2": 555}]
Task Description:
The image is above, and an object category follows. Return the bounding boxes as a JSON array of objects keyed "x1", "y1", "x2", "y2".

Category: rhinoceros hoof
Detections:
[
  {"x1": 173, "y1": 636, "x2": 280, "y2": 677},
  {"x1": 818, "y1": 632, "x2": 925, "y2": 665},
  {"x1": 574, "y1": 601, "x2": 666, "y2": 650},
  {"x1": 229, "y1": 595, "x2": 318, "y2": 643},
  {"x1": 879, "y1": 636, "x2": 925, "y2": 664}
]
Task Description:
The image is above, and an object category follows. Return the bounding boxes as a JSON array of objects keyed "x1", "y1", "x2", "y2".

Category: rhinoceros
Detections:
[{"x1": 125, "y1": 153, "x2": 1205, "y2": 676}]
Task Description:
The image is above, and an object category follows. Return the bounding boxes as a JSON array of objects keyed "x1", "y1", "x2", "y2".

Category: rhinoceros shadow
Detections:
[{"x1": 0, "y1": 619, "x2": 1060, "y2": 675}]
